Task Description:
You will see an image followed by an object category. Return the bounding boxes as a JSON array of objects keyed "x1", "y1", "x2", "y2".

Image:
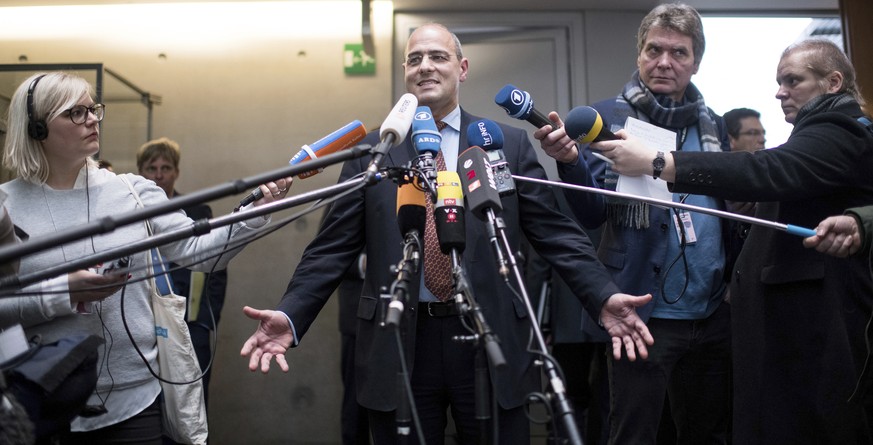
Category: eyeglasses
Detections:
[
  {"x1": 64, "y1": 103, "x2": 105, "y2": 124},
  {"x1": 405, "y1": 52, "x2": 453, "y2": 67},
  {"x1": 738, "y1": 129, "x2": 766, "y2": 137}
]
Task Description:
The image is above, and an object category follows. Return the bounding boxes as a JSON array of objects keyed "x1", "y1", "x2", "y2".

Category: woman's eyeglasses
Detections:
[{"x1": 64, "y1": 104, "x2": 105, "y2": 124}]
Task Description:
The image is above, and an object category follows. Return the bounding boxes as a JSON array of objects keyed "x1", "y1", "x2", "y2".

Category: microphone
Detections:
[
  {"x1": 466, "y1": 119, "x2": 514, "y2": 197},
  {"x1": 396, "y1": 177, "x2": 426, "y2": 242},
  {"x1": 411, "y1": 105, "x2": 441, "y2": 197},
  {"x1": 457, "y1": 146, "x2": 510, "y2": 278},
  {"x1": 238, "y1": 120, "x2": 368, "y2": 207},
  {"x1": 385, "y1": 177, "x2": 425, "y2": 328},
  {"x1": 494, "y1": 84, "x2": 554, "y2": 129},
  {"x1": 366, "y1": 93, "x2": 418, "y2": 180},
  {"x1": 564, "y1": 105, "x2": 619, "y2": 143},
  {"x1": 457, "y1": 146, "x2": 502, "y2": 219},
  {"x1": 434, "y1": 171, "x2": 465, "y2": 255}
]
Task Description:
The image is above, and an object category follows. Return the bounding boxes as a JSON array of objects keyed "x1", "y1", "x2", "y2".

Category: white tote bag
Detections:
[
  {"x1": 148, "y1": 250, "x2": 209, "y2": 445},
  {"x1": 121, "y1": 175, "x2": 208, "y2": 444}
]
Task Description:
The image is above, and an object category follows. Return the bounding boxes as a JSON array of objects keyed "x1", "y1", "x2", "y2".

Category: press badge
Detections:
[{"x1": 673, "y1": 211, "x2": 697, "y2": 244}]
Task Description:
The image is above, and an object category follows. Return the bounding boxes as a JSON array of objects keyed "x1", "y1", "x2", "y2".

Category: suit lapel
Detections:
[{"x1": 384, "y1": 133, "x2": 416, "y2": 169}]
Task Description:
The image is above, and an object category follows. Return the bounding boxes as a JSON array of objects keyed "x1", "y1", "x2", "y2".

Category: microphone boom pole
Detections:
[
  {"x1": 1, "y1": 177, "x2": 368, "y2": 291},
  {"x1": 0, "y1": 144, "x2": 373, "y2": 266},
  {"x1": 513, "y1": 175, "x2": 817, "y2": 237}
]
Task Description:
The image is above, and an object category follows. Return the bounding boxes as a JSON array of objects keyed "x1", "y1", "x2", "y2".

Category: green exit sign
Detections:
[{"x1": 344, "y1": 43, "x2": 375, "y2": 75}]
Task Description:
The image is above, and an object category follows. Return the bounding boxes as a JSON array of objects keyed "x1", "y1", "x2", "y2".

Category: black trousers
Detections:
[
  {"x1": 63, "y1": 398, "x2": 161, "y2": 445},
  {"x1": 369, "y1": 307, "x2": 530, "y2": 445}
]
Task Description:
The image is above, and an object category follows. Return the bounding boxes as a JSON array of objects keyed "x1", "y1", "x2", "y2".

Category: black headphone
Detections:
[{"x1": 26, "y1": 74, "x2": 48, "y2": 141}]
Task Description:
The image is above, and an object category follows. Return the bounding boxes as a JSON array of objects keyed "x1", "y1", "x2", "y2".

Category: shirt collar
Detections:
[{"x1": 441, "y1": 106, "x2": 461, "y2": 133}]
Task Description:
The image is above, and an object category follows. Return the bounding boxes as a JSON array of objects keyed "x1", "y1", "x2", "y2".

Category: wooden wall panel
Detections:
[{"x1": 840, "y1": 0, "x2": 873, "y2": 110}]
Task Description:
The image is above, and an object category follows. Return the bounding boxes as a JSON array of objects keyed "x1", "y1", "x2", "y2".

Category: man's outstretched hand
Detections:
[
  {"x1": 240, "y1": 306, "x2": 295, "y2": 373},
  {"x1": 600, "y1": 293, "x2": 655, "y2": 361}
]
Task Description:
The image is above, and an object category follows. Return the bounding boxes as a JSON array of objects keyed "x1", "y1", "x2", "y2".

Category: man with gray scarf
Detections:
[{"x1": 534, "y1": 3, "x2": 732, "y2": 444}]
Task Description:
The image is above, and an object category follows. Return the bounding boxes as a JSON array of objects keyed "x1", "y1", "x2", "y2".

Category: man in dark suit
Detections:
[{"x1": 241, "y1": 23, "x2": 653, "y2": 444}]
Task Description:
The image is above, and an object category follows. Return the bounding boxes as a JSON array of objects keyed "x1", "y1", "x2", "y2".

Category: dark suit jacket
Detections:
[{"x1": 277, "y1": 109, "x2": 619, "y2": 411}]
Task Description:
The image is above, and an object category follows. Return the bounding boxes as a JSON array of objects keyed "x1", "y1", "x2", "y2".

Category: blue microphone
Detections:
[
  {"x1": 467, "y1": 119, "x2": 515, "y2": 196},
  {"x1": 466, "y1": 119, "x2": 504, "y2": 150},
  {"x1": 411, "y1": 105, "x2": 441, "y2": 197},
  {"x1": 494, "y1": 84, "x2": 554, "y2": 129}
]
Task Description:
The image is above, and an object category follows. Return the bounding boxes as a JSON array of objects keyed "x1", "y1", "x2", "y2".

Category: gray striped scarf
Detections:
[{"x1": 604, "y1": 70, "x2": 723, "y2": 229}]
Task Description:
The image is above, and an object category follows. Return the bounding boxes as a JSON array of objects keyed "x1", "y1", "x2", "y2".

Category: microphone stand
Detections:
[
  {"x1": 381, "y1": 167, "x2": 427, "y2": 445},
  {"x1": 448, "y1": 249, "x2": 506, "y2": 445},
  {"x1": 513, "y1": 175, "x2": 818, "y2": 237},
  {"x1": 365, "y1": 133, "x2": 397, "y2": 184},
  {"x1": 483, "y1": 210, "x2": 510, "y2": 279},
  {"x1": 449, "y1": 250, "x2": 506, "y2": 369},
  {"x1": 0, "y1": 177, "x2": 368, "y2": 292},
  {"x1": 383, "y1": 230, "x2": 421, "y2": 328},
  {"x1": 482, "y1": 210, "x2": 584, "y2": 445},
  {"x1": 0, "y1": 144, "x2": 373, "y2": 267}
]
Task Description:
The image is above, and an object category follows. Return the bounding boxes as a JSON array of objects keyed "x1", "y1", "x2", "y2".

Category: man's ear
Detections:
[{"x1": 459, "y1": 58, "x2": 469, "y2": 83}]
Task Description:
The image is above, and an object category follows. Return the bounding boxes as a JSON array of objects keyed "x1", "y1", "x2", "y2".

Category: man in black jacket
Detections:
[{"x1": 241, "y1": 23, "x2": 653, "y2": 444}]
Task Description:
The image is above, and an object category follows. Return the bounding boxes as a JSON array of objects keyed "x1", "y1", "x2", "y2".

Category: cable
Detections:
[
  {"x1": 661, "y1": 194, "x2": 691, "y2": 305},
  {"x1": 393, "y1": 327, "x2": 426, "y2": 445},
  {"x1": 115, "y1": 169, "x2": 375, "y2": 385}
]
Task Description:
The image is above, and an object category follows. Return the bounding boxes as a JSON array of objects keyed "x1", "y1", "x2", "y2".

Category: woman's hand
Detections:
[
  {"x1": 254, "y1": 177, "x2": 294, "y2": 206},
  {"x1": 68, "y1": 269, "x2": 129, "y2": 304}
]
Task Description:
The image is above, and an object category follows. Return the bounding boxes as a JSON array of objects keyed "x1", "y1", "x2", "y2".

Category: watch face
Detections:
[{"x1": 653, "y1": 152, "x2": 665, "y2": 178}]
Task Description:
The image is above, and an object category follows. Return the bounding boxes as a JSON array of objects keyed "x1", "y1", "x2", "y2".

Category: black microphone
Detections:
[
  {"x1": 434, "y1": 171, "x2": 465, "y2": 255},
  {"x1": 466, "y1": 119, "x2": 515, "y2": 197},
  {"x1": 411, "y1": 105, "x2": 441, "y2": 198},
  {"x1": 366, "y1": 93, "x2": 418, "y2": 181},
  {"x1": 385, "y1": 178, "x2": 425, "y2": 328},
  {"x1": 238, "y1": 120, "x2": 368, "y2": 207},
  {"x1": 457, "y1": 146, "x2": 508, "y2": 277},
  {"x1": 494, "y1": 84, "x2": 554, "y2": 129},
  {"x1": 564, "y1": 105, "x2": 619, "y2": 143},
  {"x1": 456, "y1": 146, "x2": 503, "y2": 220}
]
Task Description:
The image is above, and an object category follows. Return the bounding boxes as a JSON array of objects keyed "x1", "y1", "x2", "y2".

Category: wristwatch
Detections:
[{"x1": 652, "y1": 151, "x2": 666, "y2": 180}]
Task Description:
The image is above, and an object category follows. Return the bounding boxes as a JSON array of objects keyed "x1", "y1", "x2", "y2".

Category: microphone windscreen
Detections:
[
  {"x1": 412, "y1": 106, "x2": 441, "y2": 155},
  {"x1": 494, "y1": 84, "x2": 533, "y2": 120},
  {"x1": 434, "y1": 171, "x2": 465, "y2": 254},
  {"x1": 457, "y1": 146, "x2": 502, "y2": 219},
  {"x1": 565, "y1": 106, "x2": 618, "y2": 144},
  {"x1": 466, "y1": 119, "x2": 504, "y2": 152},
  {"x1": 380, "y1": 93, "x2": 418, "y2": 144},
  {"x1": 290, "y1": 120, "x2": 368, "y2": 178},
  {"x1": 435, "y1": 171, "x2": 463, "y2": 208},
  {"x1": 396, "y1": 177, "x2": 426, "y2": 237}
]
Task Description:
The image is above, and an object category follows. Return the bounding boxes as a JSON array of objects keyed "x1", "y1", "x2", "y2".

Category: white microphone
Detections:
[{"x1": 366, "y1": 93, "x2": 417, "y2": 179}]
